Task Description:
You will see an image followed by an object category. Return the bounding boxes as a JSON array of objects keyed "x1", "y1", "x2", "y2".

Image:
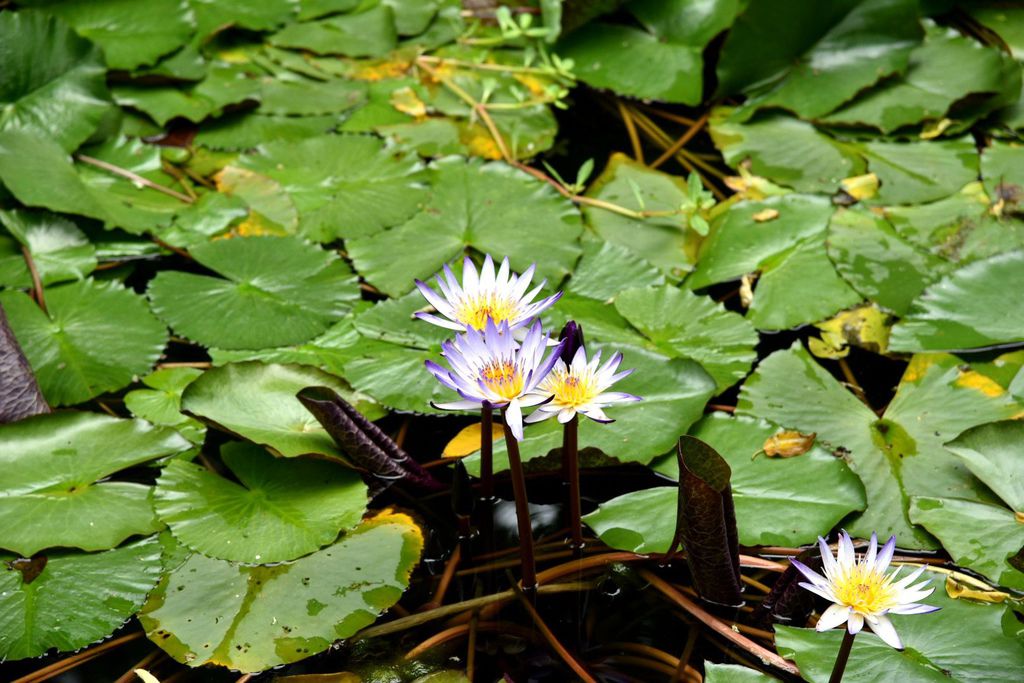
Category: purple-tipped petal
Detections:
[{"x1": 875, "y1": 534, "x2": 897, "y2": 573}]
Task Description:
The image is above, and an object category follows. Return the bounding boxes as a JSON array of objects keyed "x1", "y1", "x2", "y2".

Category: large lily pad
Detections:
[
  {"x1": 27, "y1": 0, "x2": 195, "y2": 70},
  {"x1": 0, "y1": 535, "x2": 164, "y2": 660},
  {"x1": 139, "y1": 512, "x2": 423, "y2": 672},
  {"x1": 112, "y1": 64, "x2": 261, "y2": 126},
  {"x1": 0, "y1": 279, "x2": 169, "y2": 406},
  {"x1": 585, "y1": 413, "x2": 866, "y2": 550},
  {"x1": 776, "y1": 570, "x2": 1024, "y2": 682},
  {"x1": 269, "y1": 4, "x2": 398, "y2": 57},
  {"x1": 613, "y1": 285, "x2": 758, "y2": 391},
  {"x1": 155, "y1": 442, "x2": 367, "y2": 563},
  {"x1": 889, "y1": 250, "x2": 1024, "y2": 352},
  {"x1": 0, "y1": 412, "x2": 190, "y2": 556},
  {"x1": 236, "y1": 134, "x2": 426, "y2": 242},
  {"x1": 738, "y1": 344, "x2": 1019, "y2": 547},
  {"x1": 347, "y1": 157, "x2": 582, "y2": 296},
  {"x1": 0, "y1": 208, "x2": 96, "y2": 288},
  {"x1": 0, "y1": 10, "x2": 112, "y2": 151},
  {"x1": 147, "y1": 236, "x2": 359, "y2": 350},
  {"x1": 582, "y1": 154, "x2": 698, "y2": 277}
]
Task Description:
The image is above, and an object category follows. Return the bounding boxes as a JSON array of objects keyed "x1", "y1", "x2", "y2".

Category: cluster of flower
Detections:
[{"x1": 414, "y1": 254, "x2": 641, "y2": 440}]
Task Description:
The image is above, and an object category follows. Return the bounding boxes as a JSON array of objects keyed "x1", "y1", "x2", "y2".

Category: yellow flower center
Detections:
[
  {"x1": 480, "y1": 360, "x2": 523, "y2": 400},
  {"x1": 548, "y1": 370, "x2": 598, "y2": 407},
  {"x1": 456, "y1": 293, "x2": 518, "y2": 330},
  {"x1": 832, "y1": 565, "x2": 896, "y2": 615}
]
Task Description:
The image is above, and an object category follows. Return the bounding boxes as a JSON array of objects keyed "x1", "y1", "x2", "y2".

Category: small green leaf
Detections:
[{"x1": 124, "y1": 368, "x2": 206, "y2": 444}]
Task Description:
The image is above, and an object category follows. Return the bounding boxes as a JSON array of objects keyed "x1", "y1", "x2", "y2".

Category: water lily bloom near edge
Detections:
[
  {"x1": 414, "y1": 254, "x2": 561, "y2": 332},
  {"x1": 525, "y1": 346, "x2": 641, "y2": 424},
  {"x1": 425, "y1": 319, "x2": 565, "y2": 440},
  {"x1": 792, "y1": 530, "x2": 939, "y2": 650}
]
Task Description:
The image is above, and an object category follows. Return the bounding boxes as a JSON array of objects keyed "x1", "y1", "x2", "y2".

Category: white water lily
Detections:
[
  {"x1": 792, "y1": 530, "x2": 939, "y2": 650},
  {"x1": 414, "y1": 254, "x2": 561, "y2": 333},
  {"x1": 524, "y1": 346, "x2": 640, "y2": 424},
  {"x1": 425, "y1": 319, "x2": 564, "y2": 440}
]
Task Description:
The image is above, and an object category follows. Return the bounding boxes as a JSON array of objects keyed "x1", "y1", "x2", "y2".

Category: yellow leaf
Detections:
[
  {"x1": 739, "y1": 272, "x2": 756, "y2": 309},
  {"x1": 900, "y1": 353, "x2": 957, "y2": 383},
  {"x1": 389, "y1": 86, "x2": 427, "y2": 118},
  {"x1": 839, "y1": 173, "x2": 879, "y2": 201},
  {"x1": 515, "y1": 73, "x2": 551, "y2": 98},
  {"x1": 752, "y1": 208, "x2": 780, "y2": 222},
  {"x1": 1015, "y1": 510, "x2": 1024, "y2": 524},
  {"x1": 920, "y1": 118, "x2": 953, "y2": 140},
  {"x1": 944, "y1": 574, "x2": 1010, "y2": 603},
  {"x1": 810, "y1": 304, "x2": 891, "y2": 359},
  {"x1": 459, "y1": 122, "x2": 503, "y2": 160},
  {"x1": 723, "y1": 163, "x2": 791, "y2": 200},
  {"x1": 443, "y1": 422, "x2": 503, "y2": 458},
  {"x1": 340, "y1": 55, "x2": 414, "y2": 81},
  {"x1": 762, "y1": 430, "x2": 817, "y2": 458},
  {"x1": 134, "y1": 670, "x2": 161, "y2": 683}
]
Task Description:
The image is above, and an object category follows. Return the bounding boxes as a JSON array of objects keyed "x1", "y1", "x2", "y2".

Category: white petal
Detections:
[
  {"x1": 875, "y1": 535, "x2": 897, "y2": 573},
  {"x1": 819, "y1": 536, "x2": 840, "y2": 579},
  {"x1": 480, "y1": 254, "x2": 495, "y2": 290},
  {"x1": 816, "y1": 604, "x2": 852, "y2": 632},
  {"x1": 505, "y1": 399, "x2": 524, "y2": 441},
  {"x1": 890, "y1": 603, "x2": 940, "y2": 615},
  {"x1": 414, "y1": 312, "x2": 465, "y2": 331},
  {"x1": 462, "y1": 255, "x2": 479, "y2": 293},
  {"x1": 865, "y1": 532, "x2": 879, "y2": 569},
  {"x1": 433, "y1": 399, "x2": 483, "y2": 411},
  {"x1": 837, "y1": 531, "x2": 855, "y2": 571},
  {"x1": 847, "y1": 612, "x2": 864, "y2": 634},
  {"x1": 798, "y1": 581, "x2": 839, "y2": 603},
  {"x1": 557, "y1": 407, "x2": 577, "y2": 423},
  {"x1": 868, "y1": 614, "x2": 903, "y2": 649},
  {"x1": 524, "y1": 409, "x2": 554, "y2": 424}
]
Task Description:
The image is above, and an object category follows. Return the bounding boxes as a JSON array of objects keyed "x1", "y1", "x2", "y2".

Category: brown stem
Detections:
[
  {"x1": 650, "y1": 110, "x2": 710, "y2": 169},
  {"x1": 617, "y1": 99, "x2": 645, "y2": 164},
  {"x1": 422, "y1": 545, "x2": 461, "y2": 610},
  {"x1": 514, "y1": 583, "x2": 597, "y2": 683},
  {"x1": 480, "y1": 404, "x2": 494, "y2": 499},
  {"x1": 21, "y1": 246, "x2": 46, "y2": 313},
  {"x1": 75, "y1": 154, "x2": 194, "y2": 203},
  {"x1": 563, "y1": 415, "x2": 583, "y2": 553},
  {"x1": 11, "y1": 632, "x2": 144, "y2": 683},
  {"x1": 502, "y1": 409, "x2": 537, "y2": 594},
  {"x1": 830, "y1": 629, "x2": 856, "y2": 683}
]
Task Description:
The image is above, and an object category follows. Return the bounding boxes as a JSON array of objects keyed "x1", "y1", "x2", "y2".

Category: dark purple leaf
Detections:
[{"x1": 0, "y1": 301, "x2": 49, "y2": 423}]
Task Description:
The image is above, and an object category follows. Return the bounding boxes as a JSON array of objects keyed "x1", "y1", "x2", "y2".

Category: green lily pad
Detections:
[
  {"x1": 946, "y1": 421, "x2": 1024, "y2": 512},
  {"x1": 822, "y1": 24, "x2": 1022, "y2": 132},
  {"x1": 689, "y1": 193, "x2": 861, "y2": 329},
  {"x1": 582, "y1": 154, "x2": 698, "y2": 278},
  {"x1": 124, "y1": 368, "x2": 206, "y2": 444},
  {"x1": 738, "y1": 344, "x2": 1019, "y2": 547},
  {"x1": 0, "y1": 535, "x2": 164, "y2": 660},
  {"x1": 139, "y1": 512, "x2": 423, "y2": 672},
  {"x1": 259, "y1": 75, "x2": 367, "y2": 117},
  {"x1": 776, "y1": 570, "x2": 1024, "y2": 682},
  {"x1": 147, "y1": 236, "x2": 359, "y2": 350},
  {"x1": 236, "y1": 134, "x2": 426, "y2": 242},
  {"x1": 566, "y1": 238, "x2": 665, "y2": 302},
  {"x1": 112, "y1": 65, "x2": 261, "y2": 126},
  {"x1": 464, "y1": 345, "x2": 716, "y2": 474},
  {"x1": 347, "y1": 156, "x2": 582, "y2": 296},
  {"x1": 180, "y1": 361, "x2": 370, "y2": 459},
  {"x1": 155, "y1": 442, "x2": 367, "y2": 563},
  {"x1": 859, "y1": 137, "x2": 979, "y2": 206},
  {"x1": 613, "y1": 285, "x2": 758, "y2": 391},
  {"x1": 190, "y1": 0, "x2": 298, "y2": 36},
  {"x1": 195, "y1": 113, "x2": 341, "y2": 151},
  {"x1": 981, "y1": 141, "x2": 1024, "y2": 204},
  {"x1": 889, "y1": 250, "x2": 1024, "y2": 352},
  {"x1": 0, "y1": 412, "x2": 190, "y2": 556},
  {"x1": 586, "y1": 413, "x2": 866, "y2": 550},
  {"x1": 909, "y1": 496, "x2": 1024, "y2": 590},
  {"x1": 28, "y1": 0, "x2": 196, "y2": 70},
  {"x1": 0, "y1": 10, "x2": 112, "y2": 151},
  {"x1": 704, "y1": 662, "x2": 779, "y2": 682},
  {"x1": 710, "y1": 111, "x2": 864, "y2": 194},
  {"x1": 270, "y1": 4, "x2": 398, "y2": 57},
  {"x1": 0, "y1": 279, "x2": 169, "y2": 406},
  {"x1": 726, "y1": 0, "x2": 923, "y2": 118},
  {"x1": 0, "y1": 208, "x2": 96, "y2": 288},
  {"x1": 0, "y1": 131, "x2": 186, "y2": 234}
]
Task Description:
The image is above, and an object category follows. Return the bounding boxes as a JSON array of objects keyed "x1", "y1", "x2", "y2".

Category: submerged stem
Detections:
[
  {"x1": 563, "y1": 415, "x2": 583, "y2": 554},
  {"x1": 502, "y1": 408, "x2": 537, "y2": 595},
  {"x1": 829, "y1": 630, "x2": 856, "y2": 683}
]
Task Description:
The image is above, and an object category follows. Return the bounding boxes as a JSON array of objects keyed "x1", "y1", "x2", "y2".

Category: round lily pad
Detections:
[
  {"x1": 155, "y1": 441, "x2": 367, "y2": 563},
  {"x1": 140, "y1": 512, "x2": 424, "y2": 672},
  {"x1": 147, "y1": 236, "x2": 360, "y2": 350}
]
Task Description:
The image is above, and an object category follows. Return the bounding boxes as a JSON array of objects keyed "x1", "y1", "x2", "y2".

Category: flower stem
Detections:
[
  {"x1": 502, "y1": 409, "x2": 537, "y2": 595},
  {"x1": 480, "y1": 403, "x2": 494, "y2": 499},
  {"x1": 563, "y1": 415, "x2": 583, "y2": 555},
  {"x1": 829, "y1": 630, "x2": 856, "y2": 683}
]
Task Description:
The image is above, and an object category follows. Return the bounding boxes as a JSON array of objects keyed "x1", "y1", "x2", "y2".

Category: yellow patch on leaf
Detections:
[
  {"x1": 839, "y1": 173, "x2": 879, "y2": 201},
  {"x1": 390, "y1": 86, "x2": 427, "y2": 118},
  {"x1": 443, "y1": 422, "x2": 503, "y2": 458},
  {"x1": 900, "y1": 353, "x2": 957, "y2": 383},
  {"x1": 515, "y1": 74, "x2": 550, "y2": 98},
  {"x1": 762, "y1": 430, "x2": 817, "y2": 458},
  {"x1": 343, "y1": 55, "x2": 414, "y2": 81},
  {"x1": 944, "y1": 573, "x2": 1010, "y2": 603},
  {"x1": 954, "y1": 370, "x2": 1006, "y2": 398},
  {"x1": 459, "y1": 123, "x2": 503, "y2": 160},
  {"x1": 752, "y1": 208, "x2": 780, "y2": 222}
]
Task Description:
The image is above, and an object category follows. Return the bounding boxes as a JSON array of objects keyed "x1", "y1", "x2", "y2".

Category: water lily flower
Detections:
[
  {"x1": 414, "y1": 254, "x2": 561, "y2": 333},
  {"x1": 425, "y1": 319, "x2": 565, "y2": 440},
  {"x1": 525, "y1": 346, "x2": 641, "y2": 425},
  {"x1": 791, "y1": 530, "x2": 939, "y2": 650}
]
